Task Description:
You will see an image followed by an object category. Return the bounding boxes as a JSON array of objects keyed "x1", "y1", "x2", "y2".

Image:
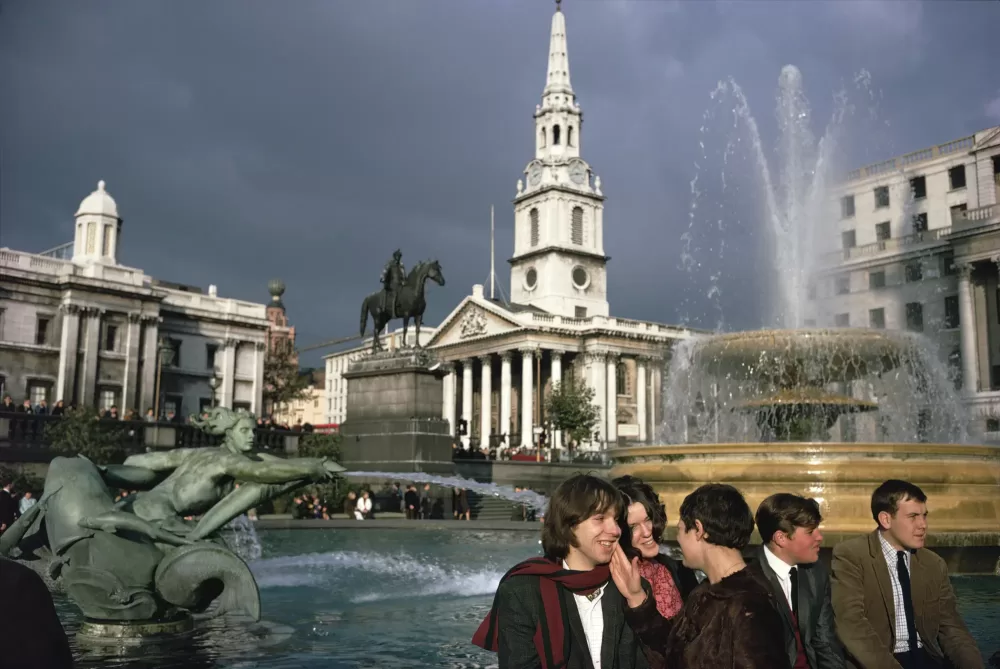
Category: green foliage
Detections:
[
  {"x1": 544, "y1": 380, "x2": 601, "y2": 448},
  {"x1": 44, "y1": 407, "x2": 131, "y2": 464},
  {"x1": 263, "y1": 342, "x2": 311, "y2": 415},
  {"x1": 0, "y1": 465, "x2": 45, "y2": 495},
  {"x1": 297, "y1": 431, "x2": 342, "y2": 460}
]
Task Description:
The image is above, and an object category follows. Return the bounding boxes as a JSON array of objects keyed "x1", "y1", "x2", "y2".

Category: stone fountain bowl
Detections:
[
  {"x1": 608, "y1": 442, "x2": 1000, "y2": 574},
  {"x1": 688, "y1": 328, "x2": 923, "y2": 385}
]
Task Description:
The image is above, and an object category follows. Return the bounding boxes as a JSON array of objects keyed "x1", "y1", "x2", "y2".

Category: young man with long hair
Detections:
[{"x1": 473, "y1": 474, "x2": 648, "y2": 669}]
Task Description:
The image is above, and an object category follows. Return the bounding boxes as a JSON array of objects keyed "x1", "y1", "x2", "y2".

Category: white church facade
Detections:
[
  {"x1": 0, "y1": 181, "x2": 272, "y2": 417},
  {"x1": 422, "y1": 5, "x2": 698, "y2": 451}
]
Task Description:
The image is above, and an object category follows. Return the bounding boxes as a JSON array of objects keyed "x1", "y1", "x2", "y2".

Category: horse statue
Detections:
[
  {"x1": 0, "y1": 407, "x2": 343, "y2": 624},
  {"x1": 360, "y1": 259, "x2": 445, "y2": 353}
]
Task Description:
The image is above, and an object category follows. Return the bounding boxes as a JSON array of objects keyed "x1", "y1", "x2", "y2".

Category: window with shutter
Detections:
[
  {"x1": 530, "y1": 209, "x2": 539, "y2": 246},
  {"x1": 571, "y1": 207, "x2": 584, "y2": 245}
]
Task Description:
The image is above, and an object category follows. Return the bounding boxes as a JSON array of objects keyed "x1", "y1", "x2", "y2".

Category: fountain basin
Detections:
[{"x1": 609, "y1": 442, "x2": 1000, "y2": 573}]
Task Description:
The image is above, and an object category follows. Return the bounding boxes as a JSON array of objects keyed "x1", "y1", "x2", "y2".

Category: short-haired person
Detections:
[
  {"x1": 611, "y1": 483, "x2": 789, "y2": 669},
  {"x1": 750, "y1": 493, "x2": 845, "y2": 669},
  {"x1": 831, "y1": 479, "x2": 983, "y2": 669},
  {"x1": 473, "y1": 474, "x2": 648, "y2": 669}
]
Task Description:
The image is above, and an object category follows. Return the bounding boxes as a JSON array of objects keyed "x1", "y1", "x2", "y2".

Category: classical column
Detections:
[
  {"x1": 500, "y1": 351, "x2": 512, "y2": 444},
  {"x1": 649, "y1": 356, "x2": 662, "y2": 442},
  {"x1": 957, "y1": 263, "x2": 978, "y2": 394},
  {"x1": 480, "y1": 354, "x2": 493, "y2": 447},
  {"x1": 252, "y1": 341, "x2": 266, "y2": 415},
  {"x1": 79, "y1": 308, "x2": 102, "y2": 407},
  {"x1": 122, "y1": 312, "x2": 142, "y2": 410},
  {"x1": 606, "y1": 352, "x2": 619, "y2": 446},
  {"x1": 520, "y1": 348, "x2": 535, "y2": 447},
  {"x1": 636, "y1": 356, "x2": 648, "y2": 443},
  {"x1": 56, "y1": 304, "x2": 81, "y2": 404},
  {"x1": 139, "y1": 316, "x2": 159, "y2": 411},
  {"x1": 587, "y1": 351, "x2": 607, "y2": 448},
  {"x1": 461, "y1": 358, "x2": 474, "y2": 449},
  {"x1": 550, "y1": 351, "x2": 563, "y2": 450},
  {"x1": 442, "y1": 363, "x2": 456, "y2": 435},
  {"x1": 221, "y1": 338, "x2": 238, "y2": 409}
]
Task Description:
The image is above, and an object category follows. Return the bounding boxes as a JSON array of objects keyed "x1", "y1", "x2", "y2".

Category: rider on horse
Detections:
[{"x1": 380, "y1": 249, "x2": 406, "y2": 319}]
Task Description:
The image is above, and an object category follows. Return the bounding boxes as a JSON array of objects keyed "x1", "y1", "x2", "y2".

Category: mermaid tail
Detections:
[{"x1": 154, "y1": 543, "x2": 261, "y2": 621}]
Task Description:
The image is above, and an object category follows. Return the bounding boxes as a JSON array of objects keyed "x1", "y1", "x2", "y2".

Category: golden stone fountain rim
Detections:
[{"x1": 608, "y1": 442, "x2": 1000, "y2": 458}]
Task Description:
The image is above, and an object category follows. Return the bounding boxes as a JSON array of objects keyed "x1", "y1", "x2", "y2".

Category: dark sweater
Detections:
[
  {"x1": 0, "y1": 557, "x2": 74, "y2": 669},
  {"x1": 625, "y1": 567, "x2": 790, "y2": 669}
]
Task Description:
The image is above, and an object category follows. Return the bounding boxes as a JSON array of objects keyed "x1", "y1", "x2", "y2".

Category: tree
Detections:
[
  {"x1": 545, "y1": 380, "x2": 601, "y2": 449},
  {"x1": 45, "y1": 407, "x2": 131, "y2": 464},
  {"x1": 263, "y1": 341, "x2": 310, "y2": 417}
]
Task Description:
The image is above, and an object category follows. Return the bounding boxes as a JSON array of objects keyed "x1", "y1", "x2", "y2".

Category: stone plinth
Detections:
[
  {"x1": 339, "y1": 349, "x2": 454, "y2": 474},
  {"x1": 610, "y1": 442, "x2": 1000, "y2": 574}
]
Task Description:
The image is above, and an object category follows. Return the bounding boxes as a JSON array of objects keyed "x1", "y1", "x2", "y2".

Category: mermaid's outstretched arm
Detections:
[
  {"x1": 186, "y1": 480, "x2": 305, "y2": 541},
  {"x1": 123, "y1": 449, "x2": 200, "y2": 472}
]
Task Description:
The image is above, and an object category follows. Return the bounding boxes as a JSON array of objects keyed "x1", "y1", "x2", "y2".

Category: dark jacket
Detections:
[
  {"x1": 495, "y1": 573, "x2": 648, "y2": 669},
  {"x1": 654, "y1": 552, "x2": 700, "y2": 601},
  {"x1": 831, "y1": 531, "x2": 984, "y2": 669},
  {"x1": 0, "y1": 489, "x2": 16, "y2": 529},
  {"x1": 0, "y1": 557, "x2": 74, "y2": 669},
  {"x1": 624, "y1": 567, "x2": 790, "y2": 669},
  {"x1": 747, "y1": 545, "x2": 846, "y2": 669}
]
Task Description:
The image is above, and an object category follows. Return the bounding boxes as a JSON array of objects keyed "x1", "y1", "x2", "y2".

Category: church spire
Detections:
[{"x1": 542, "y1": 0, "x2": 573, "y2": 101}]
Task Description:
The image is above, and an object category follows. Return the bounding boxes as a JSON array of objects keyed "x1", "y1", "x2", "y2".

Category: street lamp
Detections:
[
  {"x1": 153, "y1": 335, "x2": 176, "y2": 421},
  {"x1": 208, "y1": 373, "x2": 220, "y2": 408}
]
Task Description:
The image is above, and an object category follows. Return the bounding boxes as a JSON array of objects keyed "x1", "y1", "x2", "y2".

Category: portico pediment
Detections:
[
  {"x1": 973, "y1": 127, "x2": 1000, "y2": 152},
  {"x1": 427, "y1": 298, "x2": 524, "y2": 347}
]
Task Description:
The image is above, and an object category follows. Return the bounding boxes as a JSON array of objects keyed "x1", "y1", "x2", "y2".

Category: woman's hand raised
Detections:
[{"x1": 609, "y1": 544, "x2": 647, "y2": 609}]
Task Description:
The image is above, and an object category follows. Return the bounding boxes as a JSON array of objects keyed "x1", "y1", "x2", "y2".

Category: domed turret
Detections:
[
  {"x1": 73, "y1": 180, "x2": 123, "y2": 264},
  {"x1": 75, "y1": 180, "x2": 119, "y2": 218}
]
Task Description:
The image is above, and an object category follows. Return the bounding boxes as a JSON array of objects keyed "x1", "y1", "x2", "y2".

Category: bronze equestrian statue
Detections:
[
  {"x1": 380, "y1": 249, "x2": 406, "y2": 318},
  {"x1": 361, "y1": 257, "x2": 445, "y2": 353}
]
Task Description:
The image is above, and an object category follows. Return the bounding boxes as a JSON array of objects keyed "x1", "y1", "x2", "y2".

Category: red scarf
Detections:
[{"x1": 472, "y1": 557, "x2": 610, "y2": 669}]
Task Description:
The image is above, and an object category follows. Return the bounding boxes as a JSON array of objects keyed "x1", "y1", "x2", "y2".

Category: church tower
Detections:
[{"x1": 509, "y1": 1, "x2": 608, "y2": 319}]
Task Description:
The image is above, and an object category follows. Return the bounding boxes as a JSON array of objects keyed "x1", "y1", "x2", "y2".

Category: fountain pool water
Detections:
[
  {"x1": 612, "y1": 66, "x2": 1000, "y2": 560},
  {"x1": 61, "y1": 529, "x2": 1000, "y2": 667}
]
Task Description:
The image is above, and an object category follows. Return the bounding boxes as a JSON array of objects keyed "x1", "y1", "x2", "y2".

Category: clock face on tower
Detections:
[
  {"x1": 528, "y1": 163, "x2": 543, "y2": 186},
  {"x1": 568, "y1": 159, "x2": 586, "y2": 185}
]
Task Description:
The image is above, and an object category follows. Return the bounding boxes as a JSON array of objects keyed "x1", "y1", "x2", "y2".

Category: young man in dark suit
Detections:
[
  {"x1": 831, "y1": 479, "x2": 983, "y2": 669},
  {"x1": 473, "y1": 474, "x2": 647, "y2": 669},
  {"x1": 750, "y1": 493, "x2": 845, "y2": 669}
]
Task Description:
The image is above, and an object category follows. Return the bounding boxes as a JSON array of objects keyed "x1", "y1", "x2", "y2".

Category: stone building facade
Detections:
[
  {"x1": 813, "y1": 126, "x2": 1000, "y2": 428},
  {"x1": 0, "y1": 181, "x2": 271, "y2": 417}
]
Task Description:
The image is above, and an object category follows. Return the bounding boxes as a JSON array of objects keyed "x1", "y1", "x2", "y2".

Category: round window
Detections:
[
  {"x1": 525, "y1": 268, "x2": 538, "y2": 290},
  {"x1": 572, "y1": 266, "x2": 589, "y2": 289}
]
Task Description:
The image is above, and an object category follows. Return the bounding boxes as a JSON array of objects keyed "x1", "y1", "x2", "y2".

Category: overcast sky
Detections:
[{"x1": 3, "y1": 0, "x2": 999, "y2": 366}]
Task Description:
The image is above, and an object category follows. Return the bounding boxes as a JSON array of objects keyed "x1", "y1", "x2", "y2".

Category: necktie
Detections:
[
  {"x1": 896, "y1": 551, "x2": 917, "y2": 653},
  {"x1": 789, "y1": 566, "x2": 800, "y2": 619}
]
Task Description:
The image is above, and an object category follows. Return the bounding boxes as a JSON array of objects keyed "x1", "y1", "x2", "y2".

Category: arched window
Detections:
[
  {"x1": 616, "y1": 363, "x2": 628, "y2": 396},
  {"x1": 539, "y1": 127, "x2": 547, "y2": 148},
  {"x1": 571, "y1": 206, "x2": 584, "y2": 245},
  {"x1": 567, "y1": 126, "x2": 574, "y2": 147},
  {"x1": 552, "y1": 124, "x2": 561, "y2": 145},
  {"x1": 529, "y1": 208, "x2": 540, "y2": 247}
]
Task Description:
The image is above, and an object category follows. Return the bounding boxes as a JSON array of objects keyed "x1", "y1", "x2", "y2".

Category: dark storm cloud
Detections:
[{"x1": 2, "y1": 0, "x2": 999, "y2": 364}]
